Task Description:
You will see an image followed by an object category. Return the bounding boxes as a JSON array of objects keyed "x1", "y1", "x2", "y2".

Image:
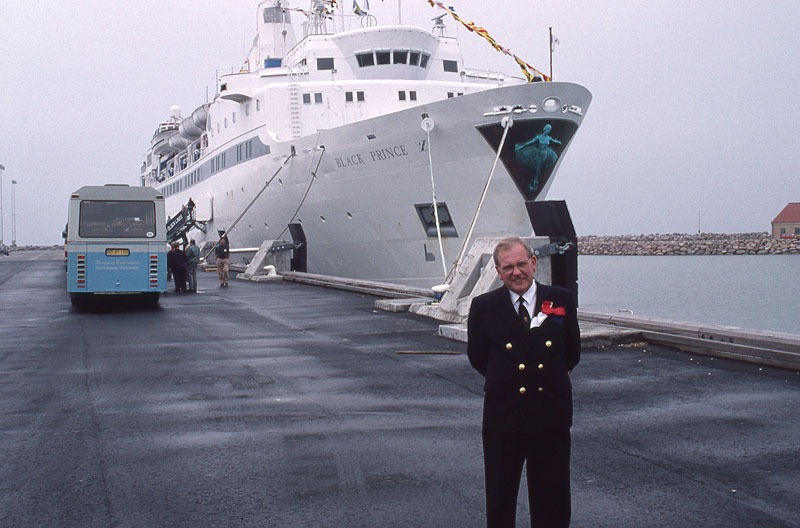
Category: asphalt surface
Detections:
[{"x1": 1, "y1": 251, "x2": 799, "y2": 527}]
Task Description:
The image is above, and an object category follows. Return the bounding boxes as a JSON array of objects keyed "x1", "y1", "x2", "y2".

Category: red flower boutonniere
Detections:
[{"x1": 541, "y1": 301, "x2": 566, "y2": 316}]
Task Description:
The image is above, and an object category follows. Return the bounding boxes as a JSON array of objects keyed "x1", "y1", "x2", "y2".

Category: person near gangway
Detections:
[
  {"x1": 215, "y1": 235, "x2": 230, "y2": 287},
  {"x1": 185, "y1": 239, "x2": 200, "y2": 292},
  {"x1": 167, "y1": 241, "x2": 188, "y2": 293}
]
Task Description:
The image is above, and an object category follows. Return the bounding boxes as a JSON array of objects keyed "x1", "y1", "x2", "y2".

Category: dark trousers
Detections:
[
  {"x1": 173, "y1": 267, "x2": 187, "y2": 292},
  {"x1": 482, "y1": 429, "x2": 571, "y2": 528}
]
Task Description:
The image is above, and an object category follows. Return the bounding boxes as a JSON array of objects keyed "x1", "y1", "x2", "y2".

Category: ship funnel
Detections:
[{"x1": 248, "y1": 0, "x2": 297, "y2": 70}]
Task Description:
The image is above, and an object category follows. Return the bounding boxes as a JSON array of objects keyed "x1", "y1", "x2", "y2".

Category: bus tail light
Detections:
[
  {"x1": 149, "y1": 254, "x2": 160, "y2": 288},
  {"x1": 76, "y1": 254, "x2": 86, "y2": 288}
]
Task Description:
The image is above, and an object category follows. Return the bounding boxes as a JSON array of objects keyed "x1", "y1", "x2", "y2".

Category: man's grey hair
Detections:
[{"x1": 492, "y1": 237, "x2": 533, "y2": 265}]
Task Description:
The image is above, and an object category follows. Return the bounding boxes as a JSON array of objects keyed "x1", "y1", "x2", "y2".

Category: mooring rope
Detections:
[
  {"x1": 424, "y1": 122, "x2": 449, "y2": 278},
  {"x1": 200, "y1": 152, "x2": 295, "y2": 260},
  {"x1": 444, "y1": 112, "x2": 514, "y2": 285},
  {"x1": 277, "y1": 140, "x2": 326, "y2": 240}
]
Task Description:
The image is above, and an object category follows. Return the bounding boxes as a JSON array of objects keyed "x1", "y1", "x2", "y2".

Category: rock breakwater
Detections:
[{"x1": 578, "y1": 233, "x2": 800, "y2": 255}]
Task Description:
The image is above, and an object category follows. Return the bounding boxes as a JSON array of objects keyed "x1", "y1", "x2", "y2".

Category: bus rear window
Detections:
[{"x1": 79, "y1": 200, "x2": 157, "y2": 238}]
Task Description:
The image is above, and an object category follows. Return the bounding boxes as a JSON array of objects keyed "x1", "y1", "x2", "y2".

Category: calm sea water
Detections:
[{"x1": 577, "y1": 255, "x2": 800, "y2": 335}]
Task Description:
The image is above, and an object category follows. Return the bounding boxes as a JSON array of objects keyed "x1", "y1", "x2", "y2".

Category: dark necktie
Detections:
[{"x1": 518, "y1": 298, "x2": 530, "y2": 324}]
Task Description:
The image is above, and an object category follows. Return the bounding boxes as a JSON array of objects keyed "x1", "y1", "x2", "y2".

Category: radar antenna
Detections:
[{"x1": 431, "y1": 14, "x2": 447, "y2": 36}]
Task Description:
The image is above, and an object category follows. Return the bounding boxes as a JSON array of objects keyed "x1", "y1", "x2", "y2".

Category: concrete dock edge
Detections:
[{"x1": 235, "y1": 269, "x2": 800, "y2": 371}]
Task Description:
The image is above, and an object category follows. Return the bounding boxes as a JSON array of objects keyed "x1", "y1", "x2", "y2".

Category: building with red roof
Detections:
[{"x1": 771, "y1": 203, "x2": 800, "y2": 239}]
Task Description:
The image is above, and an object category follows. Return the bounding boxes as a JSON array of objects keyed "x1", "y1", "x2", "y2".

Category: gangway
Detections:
[{"x1": 166, "y1": 199, "x2": 206, "y2": 245}]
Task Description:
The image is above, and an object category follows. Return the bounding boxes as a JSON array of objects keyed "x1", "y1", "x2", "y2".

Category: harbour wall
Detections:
[{"x1": 577, "y1": 233, "x2": 800, "y2": 256}]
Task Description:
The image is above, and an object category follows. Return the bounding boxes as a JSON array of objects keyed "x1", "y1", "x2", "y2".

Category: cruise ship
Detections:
[{"x1": 141, "y1": 0, "x2": 591, "y2": 287}]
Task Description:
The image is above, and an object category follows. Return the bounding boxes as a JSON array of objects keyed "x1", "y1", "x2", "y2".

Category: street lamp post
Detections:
[
  {"x1": 0, "y1": 164, "x2": 5, "y2": 246},
  {"x1": 11, "y1": 180, "x2": 17, "y2": 247}
]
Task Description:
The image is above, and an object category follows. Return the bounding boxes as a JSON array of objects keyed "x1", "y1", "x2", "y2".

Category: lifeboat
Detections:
[{"x1": 151, "y1": 123, "x2": 179, "y2": 156}]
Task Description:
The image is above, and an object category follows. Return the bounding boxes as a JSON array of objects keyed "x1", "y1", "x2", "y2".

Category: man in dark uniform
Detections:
[
  {"x1": 166, "y1": 242, "x2": 188, "y2": 293},
  {"x1": 467, "y1": 237, "x2": 580, "y2": 527}
]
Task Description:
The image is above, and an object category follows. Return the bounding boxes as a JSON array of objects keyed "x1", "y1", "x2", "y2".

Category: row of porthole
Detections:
[
  {"x1": 252, "y1": 211, "x2": 356, "y2": 231},
  {"x1": 318, "y1": 213, "x2": 355, "y2": 223},
  {"x1": 208, "y1": 99, "x2": 262, "y2": 138}
]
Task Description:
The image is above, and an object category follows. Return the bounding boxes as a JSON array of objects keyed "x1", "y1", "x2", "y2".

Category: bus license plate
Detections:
[{"x1": 105, "y1": 248, "x2": 130, "y2": 256}]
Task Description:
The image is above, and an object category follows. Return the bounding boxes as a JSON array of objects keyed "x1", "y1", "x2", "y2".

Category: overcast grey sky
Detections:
[{"x1": 1, "y1": 0, "x2": 798, "y2": 245}]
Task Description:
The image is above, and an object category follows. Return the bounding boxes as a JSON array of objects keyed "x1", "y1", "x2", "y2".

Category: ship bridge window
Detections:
[
  {"x1": 409, "y1": 91, "x2": 417, "y2": 101},
  {"x1": 443, "y1": 59, "x2": 458, "y2": 73},
  {"x1": 314, "y1": 92, "x2": 323, "y2": 104},
  {"x1": 415, "y1": 202, "x2": 458, "y2": 238},
  {"x1": 357, "y1": 91, "x2": 365, "y2": 102},
  {"x1": 398, "y1": 91, "x2": 406, "y2": 101},
  {"x1": 419, "y1": 53, "x2": 431, "y2": 68},
  {"x1": 356, "y1": 52, "x2": 375, "y2": 67},
  {"x1": 356, "y1": 49, "x2": 428, "y2": 68},
  {"x1": 317, "y1": 57, "x2": 334, "y2": 70}
]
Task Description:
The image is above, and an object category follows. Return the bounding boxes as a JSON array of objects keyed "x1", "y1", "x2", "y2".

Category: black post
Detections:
[
  {"x1": 288, "y1": 223, "x2": 307, "y2": 272},
  {"x1": 524, "y1": 200, "x2": 579, "y2": 304}
]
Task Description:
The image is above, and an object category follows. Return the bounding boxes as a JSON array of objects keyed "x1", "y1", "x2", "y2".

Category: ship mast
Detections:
[
  {"x1": 308, "y1": 0, "x2": 330, "y2": 35},
  {"x1": 549, "y1": 27, "x2": 553, "y2": 81}
]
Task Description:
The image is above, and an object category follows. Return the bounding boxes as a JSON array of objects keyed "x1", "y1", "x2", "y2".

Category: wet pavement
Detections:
[{"x1": 1, "y1": 251, "x2": 799, "y2": 527}]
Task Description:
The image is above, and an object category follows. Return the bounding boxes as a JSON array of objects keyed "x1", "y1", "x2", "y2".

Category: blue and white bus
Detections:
[{"x1": 66, "y1": 185, "x2": 167, "y2": 305}]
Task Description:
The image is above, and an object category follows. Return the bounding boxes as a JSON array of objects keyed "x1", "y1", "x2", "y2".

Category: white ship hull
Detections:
[{"x1": 162, "y1": 82, "x2": 590, "y2": 287}]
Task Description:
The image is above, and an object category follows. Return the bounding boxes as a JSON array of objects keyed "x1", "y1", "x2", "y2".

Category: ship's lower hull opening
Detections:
[{"x1": 288, "y1": 223, "x2": 307, "y2": 272}]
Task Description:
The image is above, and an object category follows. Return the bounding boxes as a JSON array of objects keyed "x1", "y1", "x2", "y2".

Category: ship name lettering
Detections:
[
  {"x1": 335, "y1": 154, "x2": 366, "y2": 168},
  {"x1": 369, "y1": 145, "x2": 408, "y2": 162}
]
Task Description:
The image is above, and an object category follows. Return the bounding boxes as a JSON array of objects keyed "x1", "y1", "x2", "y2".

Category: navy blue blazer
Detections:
[{"x1": 467, "y1": 282, "x2": 580, "y2": 433}]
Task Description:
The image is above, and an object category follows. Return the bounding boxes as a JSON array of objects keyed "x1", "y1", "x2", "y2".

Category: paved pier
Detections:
[{"x1": 1, "y1": 251, "x2": 799, "y2": 527}]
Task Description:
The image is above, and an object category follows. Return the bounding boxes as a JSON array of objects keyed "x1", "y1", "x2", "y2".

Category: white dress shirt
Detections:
[{"x1": 508, "y1": 282, "x2": 537, "y2": 315}]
